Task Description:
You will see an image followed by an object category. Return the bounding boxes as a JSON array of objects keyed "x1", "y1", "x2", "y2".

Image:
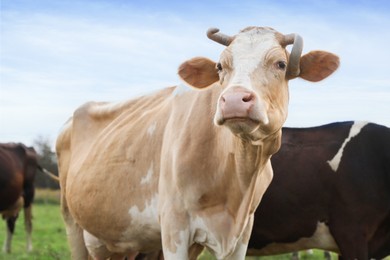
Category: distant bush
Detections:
[
  {"x1": 34, "y1": 189, "x2": 61, "y2": 205},
  {"x1": 33, "y1": 136, "x2": 60, "y2": 189}
]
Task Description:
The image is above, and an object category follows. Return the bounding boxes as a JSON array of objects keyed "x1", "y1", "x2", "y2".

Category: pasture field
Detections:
[
  {"x1": 0, "y1": 189, "x2": 69, "y2": 260},
  {"x1": 1, "y1": 189, "x2": 384, "y2": 260}
]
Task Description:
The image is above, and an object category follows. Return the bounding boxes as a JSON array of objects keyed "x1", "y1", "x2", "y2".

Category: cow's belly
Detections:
[
  {"x1": 66, "y1": 164, "x2": 162, "y2": 253},
  {"x1": 247, "y1": 222, "x2": 340, "y2": 256}
]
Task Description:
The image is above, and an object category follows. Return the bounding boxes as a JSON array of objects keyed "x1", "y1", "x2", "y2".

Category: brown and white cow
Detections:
[
  {"x1": 56, "y1": 26, "x2": 339, "y2": 259},
  {"x1": 0, "y1": 143, "x2": 37, "y2": 253},
  {"x1": 247, "y1": 121, "x2": 390, "y2": 259}
]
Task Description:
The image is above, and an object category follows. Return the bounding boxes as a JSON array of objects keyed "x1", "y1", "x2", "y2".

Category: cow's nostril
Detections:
[{"x1": 242, "y1": 93, "x2": 254, "y2": 103}]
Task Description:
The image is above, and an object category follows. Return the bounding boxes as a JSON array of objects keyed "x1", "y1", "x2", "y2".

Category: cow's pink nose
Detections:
[{"x1": 220, "y1": 91, "x2": 255, "y2": 120}]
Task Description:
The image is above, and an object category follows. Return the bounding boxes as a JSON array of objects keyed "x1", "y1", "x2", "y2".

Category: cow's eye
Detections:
[
  {"x1": 276, "y1": 61, "x2": 287, "y2": 70},
  {"x1": 216, "y1": 62, "x2": 223, "y2": 72}
]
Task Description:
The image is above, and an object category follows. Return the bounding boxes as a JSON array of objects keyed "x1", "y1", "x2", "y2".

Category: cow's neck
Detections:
[
  {"x1": 224, "y1": 128, "x2": 281, "y2": 219},
  {"x1": 193, "y1": 126, "x2": 280, "y2": 256}
]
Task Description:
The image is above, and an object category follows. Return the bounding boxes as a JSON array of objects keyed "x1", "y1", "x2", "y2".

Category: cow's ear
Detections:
[
  {"x1": 298, "y1": 51, "x2": 340, "y2": 82},
  {"x1": 178, "y1": 57, "x2": 219, "y2": 89}
]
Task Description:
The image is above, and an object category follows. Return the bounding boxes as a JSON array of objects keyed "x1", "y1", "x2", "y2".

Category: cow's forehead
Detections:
[
  {"x1": 220, "y1": 27, "x2": 283, "y2": 88},
  {"x1": 234, "y1": 27, "x2": 280, "y2": 45},
  {"x1": 222, "y1": 27, "x2": 283, "y2": 69}
]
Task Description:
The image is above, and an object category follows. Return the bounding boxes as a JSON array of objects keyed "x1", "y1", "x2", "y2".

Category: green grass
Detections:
[
  {"x1": 199, "y1": 249, "x2": 337, "y2": 260},
  {"x1": 0, "y1": 203, "x2": 70, "y2": 260}
]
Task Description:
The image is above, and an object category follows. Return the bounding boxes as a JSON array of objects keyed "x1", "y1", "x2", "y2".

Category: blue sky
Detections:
[{"x1": 1, "y1": 0, "x2": 389, "y2": 147}]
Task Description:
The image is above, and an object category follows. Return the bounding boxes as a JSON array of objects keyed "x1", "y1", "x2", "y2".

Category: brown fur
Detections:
[
  {"x1": 178, "y1": 57, "x2": 219, "y2": 89},
  {"x1": 0, "y1": 143, "x2": 38, "y2": 253},
  {"x1": 299, "y1": 51, "x2": 340, "y2": 82}
]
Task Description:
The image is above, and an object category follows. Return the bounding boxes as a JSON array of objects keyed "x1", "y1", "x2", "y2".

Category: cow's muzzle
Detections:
[{"x1": 215, "y1": 88, "x2": 269, "y2": 132}]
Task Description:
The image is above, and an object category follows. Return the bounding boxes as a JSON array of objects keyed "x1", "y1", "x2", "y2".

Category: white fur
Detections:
[
  {"x1": 3, "y1": 228, "x2": 12, "y2": 253},
  {"x1": 327, "y1": 121, "x2": 368, "y2": 172},
  {"x1": 216, "y1": 28, "x2": 279, "y2": 126},
  {"x1": 147, "y1": 122, "x2": 157, "y2": 136},
  {"x1": 248, "y1": 222, "x2": 339, "y2": 255},
  {"x1": 128, "y1": 194, "x2": 159, "y2": 227},
  {"x1": 163, "y1": 229, "x2": 189, "y2": 259},
  {"x1": 225, "y1": 242, "x2": 248, "y2": 260},
  {"x1": 140, "y1": 163, "x2": 154, "y2": 185},
  {"x1": 229, "y1": 29, "x2": 278, "y2": 91},
  {"x1": 190, "y1": 214, "x2": 239, "y2": 259}
]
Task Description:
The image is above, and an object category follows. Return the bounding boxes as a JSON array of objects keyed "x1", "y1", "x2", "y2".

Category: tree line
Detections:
[{"x1": 33, "y1": 136, "x2": 60, "y2": 189}]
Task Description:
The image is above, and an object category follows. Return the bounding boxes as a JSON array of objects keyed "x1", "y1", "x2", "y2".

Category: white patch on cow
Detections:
[
  {"x1": 229, "y1": 29, "x2": 279, "y2": 91},
  {"x1": 225, "y1": 241, "x2": 248, "y2": 260},
  {"x1": 163, "y1": 229, "x2": 189, "y2": 259},
  {"x1": 26, "y1": 232, "x2": 32, "y2": 252},
  {"x1": 222, "y1": 28, "x2": 278, "y2": 125},
  {"x1": 147, "y1": 122, "x2": 157, "y2": 136},
  {"x1": 247, "y1": 222, "x2": 339, "y2": 255},
  {"x1": 140, "y1": 163, "x2": 154, "y2": 185},
  {"x1": 192, "y1": 216, "x2": 209, "y2": 245},
  {"x1": 190, "y1": 214, "x2": 240, "y2": 259},
  {"x1": 128, "y1": 194, "x2": 159, "y2": 227},
  {"x1": 83, "y1": 230, "x2": 108, "y2": 258},
  {"x1": 327, "y1": 121, "x2": 368, "y2": 172},
  {"x1": 83, "y1": 230, "x2": 103, "y2": 249},
  {"x1": 173, "y1": 83, "x2": 192, "y2": 97},
  {"x1": 3, "y1": 228, "x2": 12, "y2": 253}
]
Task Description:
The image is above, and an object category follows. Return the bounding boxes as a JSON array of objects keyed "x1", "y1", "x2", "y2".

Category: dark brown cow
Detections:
[
  {"x1": 247, "y1": 121, "x2": 390, "y2": 259},
  {"x1": 0, "y1": 142, "x2": 38, "y2": 253}
]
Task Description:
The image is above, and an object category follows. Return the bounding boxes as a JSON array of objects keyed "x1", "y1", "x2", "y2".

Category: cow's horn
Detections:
[
  {"x1": 207, "y1": 28, "x2": 233, "y2": 46},
  {"x1": 283, "y1": 33, "x2": 303, "y2": 78}
]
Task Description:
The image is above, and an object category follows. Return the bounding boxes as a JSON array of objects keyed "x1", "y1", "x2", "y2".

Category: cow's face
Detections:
[
  {"x1": 214, "y1": 27, "x2": 290, "y2": 137},
  {"x1": 179, "y1": 27, "x2": 339, "y2": 142}
]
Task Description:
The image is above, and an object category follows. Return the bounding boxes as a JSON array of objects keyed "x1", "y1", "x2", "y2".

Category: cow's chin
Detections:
[{"x1": 221, "y1": 118, "x2": 262, "y2": 138}]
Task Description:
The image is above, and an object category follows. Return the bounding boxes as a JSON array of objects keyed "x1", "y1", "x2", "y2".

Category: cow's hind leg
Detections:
[
  {"x1": 2, "y1": 197, "x2": 23, "y2": 253},
  {"x1": 24, "y1": 204, "x2": 33, "y2": 252},
  {"x1": 3, "y1": 215, "x2": 17, "y2": 253},
  {"x1": 62, "y1": 196, "x2": 89, "y2": 260},
  {"x1": 22, "y1": 176, "x2": 35, "y2": 252}
]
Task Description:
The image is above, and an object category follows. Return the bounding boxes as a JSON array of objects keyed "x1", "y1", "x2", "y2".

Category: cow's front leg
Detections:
[
  {"x1": 224, "y1": 214, "x2": 254, "y2": 260},
  {"x1": 160, "y1": 211, "x2": 191, "y2": 260}
]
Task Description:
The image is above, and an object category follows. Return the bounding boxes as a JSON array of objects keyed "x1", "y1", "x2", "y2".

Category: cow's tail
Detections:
[{"x1": 37, "y1": 165, "x2": 60, "y2": 182}]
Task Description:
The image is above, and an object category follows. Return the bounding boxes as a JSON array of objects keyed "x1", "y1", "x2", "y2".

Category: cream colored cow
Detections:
[{"x1": 56, "y1": 26, "x2": 339, "y2": 260}]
